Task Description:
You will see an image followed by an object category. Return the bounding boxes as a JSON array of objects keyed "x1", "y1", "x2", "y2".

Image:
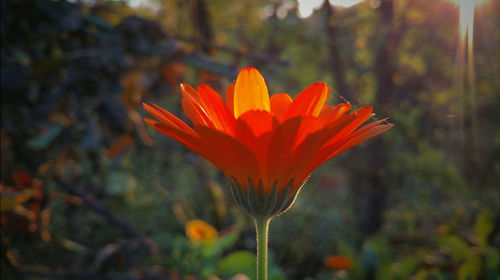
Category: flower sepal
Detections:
[{"x1": 228, "y1": 178, "x2": 307, "y2": 219}]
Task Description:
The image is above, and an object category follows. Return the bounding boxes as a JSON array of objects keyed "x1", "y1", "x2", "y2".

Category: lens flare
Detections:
[
  {"x1": 451, "y1": 0, "x2": 489, "y2": 161},
  {"x1": 297, "y1": 0, "x2": 363, "y2": 18},
  {"x1": 329, "y1": 0, "x2": 364, "y2": 8},
  {"x1": 457, "y1": 0, "x2": 477, "y2": 39}
]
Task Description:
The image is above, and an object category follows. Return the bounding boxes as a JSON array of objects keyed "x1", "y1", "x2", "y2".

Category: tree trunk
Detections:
[{"x1": 324, "y1": 0, "x2": 350, "y2": 98}]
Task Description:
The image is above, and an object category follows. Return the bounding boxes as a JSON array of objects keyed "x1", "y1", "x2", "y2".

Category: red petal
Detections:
[
  {"x1": 300, "y1": 119, "x2": 392, "y2": 179},
  {"x1": 180, "y1": 86, "x2": 215, "y2": 128},
  {"x1": 180, "y1": 83, "x2": 201, "y2": 102},
  {"x1": 266, "y1": 117, "x2": 303, "y2": 193},
  {"x1": 238, "y1": 110, "x2": 279, "y2": 138},
  {"x1": 234, "y1": 117, "x2": 256, "y2": 151},
  {"x1": 319, "y1": 103, "x2": 352, "y2": 125},
  {"x1": 197, "y1": 84, "x2": 235, "y2": 133},
  {"x1": 322, "y1": 105, "x2": 373, "y2": 147},
  {"x1": 290, "y1": 113, "x2": 358, "y2": 185},
  {"x1": 143, "y1": 103, "x2": 194, "y2": 133},
  {"x1": 194, "y1": 126, "x2": 259, "y2": 189},
  {"x1": 283, "y1": 82, "x2": 330, "y2": 120},
  {"x1": 270, "y1": 93, "x2": 293, "y2": 121},
  {"x1": 322, "y1": 122, "x2": 393, "y2": 163},
  {"x1": 143, "y1": 118, "x2": 218, "y2": 164}
]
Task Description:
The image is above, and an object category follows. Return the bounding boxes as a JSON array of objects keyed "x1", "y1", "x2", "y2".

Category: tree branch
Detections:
[
  {"x1": 174, "y1": 35, "x2": 291, "y2": 67},
  {"x1": 53, "y1": 177, "x2": 158, "y2": 254}
]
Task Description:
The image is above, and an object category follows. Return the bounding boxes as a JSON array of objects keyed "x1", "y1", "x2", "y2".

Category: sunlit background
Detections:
[{"x1": 1, "y1": 0, "x2": 499, "y2": 279}]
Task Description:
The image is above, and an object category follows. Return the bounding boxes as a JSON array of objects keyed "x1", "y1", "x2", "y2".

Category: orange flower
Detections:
[
  {"x1": 325, "y1": 255, "x2": 353, "y2": 270},
  {"x1": 185, "y1": 219, "x2": 217, "y2": 242},
  {"x1": 144, "y1": 67, "x2": 392, "y2": 217}
]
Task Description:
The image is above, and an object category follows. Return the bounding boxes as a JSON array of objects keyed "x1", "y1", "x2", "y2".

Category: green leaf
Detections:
[
  {"x1": 414, "y1": 269, "x2": 428, "y2": 280},
  {"x1": 216, "y1": 251, "x2": 256, "y2": 279},
  {"x1": 483, "y1": 247, "x2": 500, "y2": 280},
  {"x1": 27, "y1": 124, "x2": 63, "y2": 150},
  {"x1": 458, "y1": 256, "x2": 481, "y2": 280},
  {"x1": 105, "y1": 172, "x2": 136, "y2": 196},
  {"x1": 390, "y1": 257, "x2": 419, "y2": 280},
  {"x1": 200, "y1": 240, "x2": 218, "y2": 258},
  {"x1": 438, "y1": 235, "x2": 470, "y2": 263},
  {"x1": 474, "y1": 208, "x2": 494, "y2": 247},
  {"x1": 268, "y1": 266, "x2": 286, "y2": 280},
  {"x1": 216, "y1": 228, "x2": 239, "y2": 251}
]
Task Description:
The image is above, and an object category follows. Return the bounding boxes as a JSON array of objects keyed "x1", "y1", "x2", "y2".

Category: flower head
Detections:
[
  {"x1": 185, "y1": 219, "x2": 217, "y2": 242},
  {"x1": 143, "y1": 67, "x2": 392, "y2": 217}
]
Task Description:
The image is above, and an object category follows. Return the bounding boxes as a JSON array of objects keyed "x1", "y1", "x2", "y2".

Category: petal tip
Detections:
[
  {"x1": 242, "y1": 66, "x2": 257, "y2": 71},
  {"x1": 179, "y1": 83, "x2": 189, "y2": 94},
  {"x1": 311, "y1": 82, "x2": 329, "y2": 91},
  {"x1": 313, "y1": 81, "x2": 327, "y2": 87},
  {"x1": 238, "y1": 67, "x2": 264, "y2": 79},
  {"x1": 233, "y1": 66, "x2": 270, "y2": 118},
  {"x1": 197, "y1": 84, "x2": 209, "y2": 91},
  {"x1": 180, "y1": 83, "x2": 195, "y2": 93},
  {"x1": 142, "y1": 102, "x2": 154, "y2": 111},
  {"x1": 144, "y1": 118, "x2": 158, "y2": 126}
]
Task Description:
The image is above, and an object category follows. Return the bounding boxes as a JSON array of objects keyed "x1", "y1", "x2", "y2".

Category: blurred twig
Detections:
[
  {"x1": 21, "y1": 268, "x2": 114, "y2": 280},
  {"x1": 174, "y1": 35, "x2": 291, "y2": 67},
  {"x1": 20, "y1": 267, "x2": 173, "y2": 280},
  {"x1": 53, "y1": 177, "x2": 158, "y2": 253}
]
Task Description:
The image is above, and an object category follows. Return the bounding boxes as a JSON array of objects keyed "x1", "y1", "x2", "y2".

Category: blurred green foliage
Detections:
[{"x1": 1, "y1": 0, "x2": 499, "y2": 279}]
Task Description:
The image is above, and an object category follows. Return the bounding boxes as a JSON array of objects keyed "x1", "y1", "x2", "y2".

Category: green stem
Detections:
[{"x1": 255, "y1": 217, "x2": 270, "y2": 280}]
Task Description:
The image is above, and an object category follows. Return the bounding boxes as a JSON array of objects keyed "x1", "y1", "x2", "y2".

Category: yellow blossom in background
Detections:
[{"x1": 185, "y1": 219, "x2": 217, "y2": 242}]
